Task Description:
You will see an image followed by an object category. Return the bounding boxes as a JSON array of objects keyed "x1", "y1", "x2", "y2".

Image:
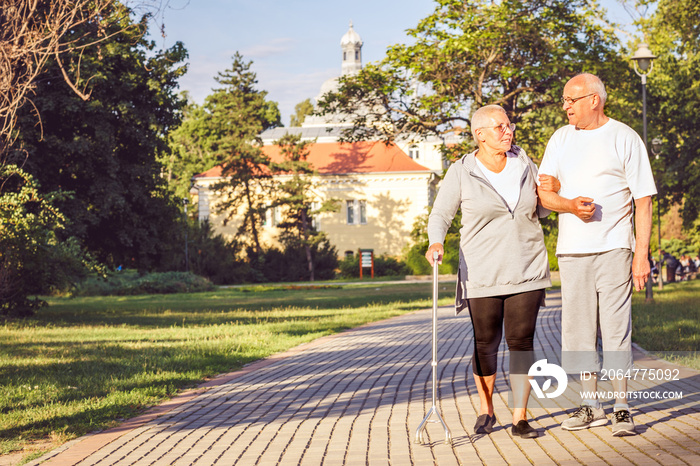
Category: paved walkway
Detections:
[{"x1": 32, "y1": 290, "x2": 700, "y2": 465}]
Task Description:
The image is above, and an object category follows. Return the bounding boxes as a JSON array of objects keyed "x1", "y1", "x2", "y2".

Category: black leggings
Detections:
[{"x1": 467, "y1": 289, "x2": 544, "y2": 377}]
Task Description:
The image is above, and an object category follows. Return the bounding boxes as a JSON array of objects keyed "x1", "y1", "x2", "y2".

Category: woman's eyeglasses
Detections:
[{"x1": 477, "y1": 123, "x2": 516, "y2": 134}]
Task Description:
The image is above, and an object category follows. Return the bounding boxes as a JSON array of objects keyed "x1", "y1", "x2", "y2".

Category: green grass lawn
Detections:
[
  {"x1": 1, "y1": 278, "x2": 697, "y2": 463},
  {"x1": 631, "y1": 279, "x2": 700, "y2": 369},
  {"x1": 0, "y1": 281, "x2": 453, "y2": 461}
]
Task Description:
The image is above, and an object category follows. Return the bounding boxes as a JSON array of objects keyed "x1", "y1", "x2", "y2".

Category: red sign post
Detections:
[{"x1": 358, "y1": 249, "x2": 374, "y2": 279}]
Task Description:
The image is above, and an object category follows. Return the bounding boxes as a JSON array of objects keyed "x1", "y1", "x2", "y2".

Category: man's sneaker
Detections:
[
  {"x1": 611, "y1": 409, "x2": 636, "y2": 436},
  {"x1": 561, "y1": 405, "x2": 608, "y2": 431}
]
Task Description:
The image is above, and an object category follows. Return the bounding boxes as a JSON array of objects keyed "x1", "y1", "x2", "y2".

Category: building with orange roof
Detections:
[
  {"x1": 192, "y1": 23, "x2": 461, "y2": 259},
  {"x1": 193, "y1": 140, "x2": 439, "y2": 257}
]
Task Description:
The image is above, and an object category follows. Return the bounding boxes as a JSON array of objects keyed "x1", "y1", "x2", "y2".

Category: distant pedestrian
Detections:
[
  {"x1": 650, "y1": 252, "x2": 659, "y2": 284},
  {"x1": 661, "y1": 251, "x2": 679, "y2": 283}
]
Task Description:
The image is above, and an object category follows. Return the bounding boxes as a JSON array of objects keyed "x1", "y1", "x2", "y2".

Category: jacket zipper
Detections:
[{"x1": 468, "y1": 171, "x2": 515, "y2": 218}]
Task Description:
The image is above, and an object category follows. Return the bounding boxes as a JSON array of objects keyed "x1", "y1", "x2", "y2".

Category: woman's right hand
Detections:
[{"x1": 425, "y1": 243, "x2": 444, "y2": 266}]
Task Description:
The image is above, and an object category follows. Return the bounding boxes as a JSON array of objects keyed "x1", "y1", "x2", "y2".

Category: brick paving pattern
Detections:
[{"x1": 33, "y1": 290, "x2": 700, "y2": 465}]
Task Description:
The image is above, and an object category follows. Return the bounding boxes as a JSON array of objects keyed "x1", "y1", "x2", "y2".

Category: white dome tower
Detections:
[{"x1": 341, "y1": 21, "x2": 363, "y2": 75}]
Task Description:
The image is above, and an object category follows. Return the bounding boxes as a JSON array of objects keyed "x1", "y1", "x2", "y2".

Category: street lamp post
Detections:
[
  {"x1": 631, "y1": 42, "x2": 657, "y2": 302},
  {"x1": 651, "y1": 138, "x2": 663, "y2": 290},
  {"x1": 182, "y1": 198, "x2": 189, "y2": 273}
]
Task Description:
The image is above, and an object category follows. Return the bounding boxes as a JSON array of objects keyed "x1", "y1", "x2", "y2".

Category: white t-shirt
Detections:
[
  {"x1": 539, "y1": 118, "x2": 657, "y2": 255},
  {"x1": 475, "y1": 153, "x2": 525, "y2": 212}
]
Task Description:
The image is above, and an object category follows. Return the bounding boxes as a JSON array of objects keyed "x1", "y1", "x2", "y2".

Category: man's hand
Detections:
[
  {"x1": 538, "y1": 174, "x2": 561, "y2": 192},
  {"x1": 568, "y1": 197, "x2": 596, "y2": 221},
  {"x1": 632, "y1": 253, "x2": 651, "y2": 291},
  {"x1": 536, "y1": 184, "x2": 595, "y2": 221},
  {"x1": 425, "y1": 243, "x2": 444, "y2": 266}
]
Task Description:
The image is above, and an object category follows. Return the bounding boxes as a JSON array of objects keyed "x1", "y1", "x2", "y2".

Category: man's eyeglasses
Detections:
[
  {"x1": 477, "y1": 123, "x2": 516, "y2": 134},
  {"x1": 561, "y1": 93, "x2": 596, "y2": 105}
]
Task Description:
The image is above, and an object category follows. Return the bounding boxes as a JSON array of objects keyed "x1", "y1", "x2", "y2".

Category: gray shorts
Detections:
[{"x1": 558, "y1": 248, "x2": 633, "y2": 374}]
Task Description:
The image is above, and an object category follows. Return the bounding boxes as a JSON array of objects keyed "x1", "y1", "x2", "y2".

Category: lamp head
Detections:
[{"x1": 632, "y1": 43, "x2": 657, "y2": 73}]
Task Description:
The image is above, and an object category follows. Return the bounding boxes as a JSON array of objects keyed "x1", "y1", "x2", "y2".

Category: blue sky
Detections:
[{"x1": 153, "y1": 0, "x2": 638, "y2": 126}]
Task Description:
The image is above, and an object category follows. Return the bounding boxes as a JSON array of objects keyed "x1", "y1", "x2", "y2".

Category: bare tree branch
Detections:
[
  {"x1": 54, "y1": 51, "x2": 92, "y2": 101},
  {"x1": 0, "y1": 0, "x2": 171, "y2": 163}
]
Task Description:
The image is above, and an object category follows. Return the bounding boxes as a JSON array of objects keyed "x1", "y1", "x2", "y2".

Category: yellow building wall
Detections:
[
  {"x1": 194, "y1": 171, "x2": 437, "y2": 258},
  {"x1": 315, "y1": 173, "x2": 435, "y2": 257}
]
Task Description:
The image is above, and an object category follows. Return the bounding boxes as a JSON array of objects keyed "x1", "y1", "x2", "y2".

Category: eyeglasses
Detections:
[
  {"x1": 560, "y1": 93, "x2": 596, "y2": 105},
  {"x1": 477, "y1": 123, "x2": 516, "y2": 134}
]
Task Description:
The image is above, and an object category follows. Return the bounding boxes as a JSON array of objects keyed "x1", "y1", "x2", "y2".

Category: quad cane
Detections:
[{"x1": 415, "y1": 250, "x2": 453, "y2": 445}]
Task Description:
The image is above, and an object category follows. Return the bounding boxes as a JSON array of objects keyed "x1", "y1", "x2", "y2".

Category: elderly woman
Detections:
[{"x1": 426, "y1": 104, "x2": 556, "y2": 439}]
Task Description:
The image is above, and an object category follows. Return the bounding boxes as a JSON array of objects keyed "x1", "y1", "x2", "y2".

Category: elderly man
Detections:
[{"x1": 537, "y1": 73, "x2": 656, "y2": 436}]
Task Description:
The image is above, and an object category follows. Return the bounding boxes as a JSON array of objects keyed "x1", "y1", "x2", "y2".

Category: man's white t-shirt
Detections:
[
  {"x1": 538, "y1": 118, "x2": 657, "y2": 255},
  {"x1": 475, "y1": 153, "x2": 525, "y2": 212}
]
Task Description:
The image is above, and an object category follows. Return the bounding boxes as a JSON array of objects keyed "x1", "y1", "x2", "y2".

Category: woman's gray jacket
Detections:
[{"x1": 427, "y1": 145, "x2": 551, "y2": 314}]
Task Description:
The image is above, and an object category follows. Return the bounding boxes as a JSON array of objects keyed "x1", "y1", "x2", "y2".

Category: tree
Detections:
[
  {"x1": 290, "y1": 98, "x2": 314, "y2": 127},
  {"x1": 161, "y1": 97, "x2": 220, "y2": 199},
  {"x1": 10, "y1": 3, "x2": 188, "y2": 269},
  {"x1": 0, "y1": 165, "x2": 96, "y2": 316},
  {"x1": 0, "y1": 0, "x2": 170, "y2": 162},
  {"x1": 1, "y1": 0, "x2": 111, "y2": 159},
  {"x1": 317, "y1": 0, "x2": 624, "y2": 160},
  {"x1": 270, "y1": 133, "x2": 339, "y2": 281},
  {"x1": 640, "y1": 0, "x2": 700, "y2": 227},
  {"x1": 206, "y1": 53, "x2": 281, "y2": 257}
]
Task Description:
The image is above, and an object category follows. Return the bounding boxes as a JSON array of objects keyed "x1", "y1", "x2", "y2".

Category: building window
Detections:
[
  {"x1": 355, "y1": 50, "x2": 359, "y2": 60},
  {"x1": 345, "y1": 250, "x2": 354, "y2": 259},
  {"x1": 272, "y1": 206, "x2": 281, "y2": 226},
  {"x1": 408, "y1": 145, "x2": 420, "y2": 160},
  {"x1": 264, "y1": 206, "x2": 281, "y2": 227},
  {"x1": 310, "y1": 202, "x2": 320, "y2": 230},
  {"x1": 346, "y1": 200, "x2": 367, "y2": 225},
  {"x1": 343, "y1": 51, "x2": 346, "y2": 61}
]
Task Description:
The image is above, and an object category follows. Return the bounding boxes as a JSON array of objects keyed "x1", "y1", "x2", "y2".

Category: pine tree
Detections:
[
  {"x1": 205, "y1": 53, "x2": 281, "y2": 257},
  {"x1": 270, "y1": 133, "x2": 339, "y2": 281}
]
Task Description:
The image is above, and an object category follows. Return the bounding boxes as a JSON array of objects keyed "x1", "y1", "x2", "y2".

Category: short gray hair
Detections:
[
  {"x1": 576, "y1": 73, "x2": 607, "y2": 105},
  {"x1": 471, "y1": 104, "x2": 507, "y2": 140}
]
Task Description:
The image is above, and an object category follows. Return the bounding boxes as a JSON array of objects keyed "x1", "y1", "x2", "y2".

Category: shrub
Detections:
[
  {"x1": 544, "y1": 225, "x2": 559, "y2": 271},
  {"x1": 338, "y1": 254, "x2": 410, "y2": 278},
  {"x1": 257, "y1": 238, "x2": 339, "y2": 282},
  {"x1": 73, "y1": 271, "x2": 215, "y2": 296},
  {"x1": 1, "y1": 166, "x2": 95, "y2": 317},
  {"x1": 404, "y1": 241, "x2": 431, "y2": 275},
  {"x1": 403, "y1": 210, "x2": 460, "y2": 276},
  {"x1": 187, "y1": 222, "x2": 252, "y2": 285},
  {"x1": 376, "y1": 255, "x2": 410, "y2": 277},
  {"x1": 661, "y1": 238, "x2": 696, "y2": 258},
  {"x1": 338, "y1": 254, "x2": 360, "y2": 278},
  {"x1": 159, "y1": 220, "x2": 251, "y2": 285},
  {"x1": 404, "y1": 232, "x2": 458, "y2": 276}
]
